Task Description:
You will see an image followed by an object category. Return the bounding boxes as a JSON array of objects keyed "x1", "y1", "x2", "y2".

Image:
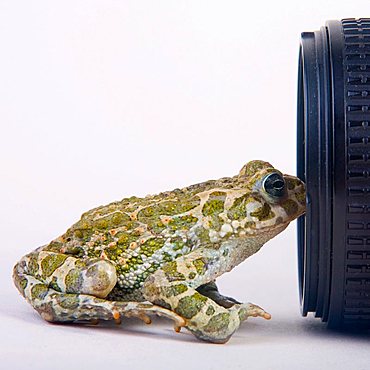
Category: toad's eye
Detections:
[{"x1": 262, "y1": 173, "x2": 285, "y2": 198}]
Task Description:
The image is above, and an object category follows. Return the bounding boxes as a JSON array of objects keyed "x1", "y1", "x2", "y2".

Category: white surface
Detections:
[{"x1": 1, "y1": 1, "x2": 369, "y2": 369}]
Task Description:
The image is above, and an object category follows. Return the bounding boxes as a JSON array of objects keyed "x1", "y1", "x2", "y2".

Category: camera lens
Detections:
[{"x1": 297, "y1": 18, "x2": 370, "y2": 328}]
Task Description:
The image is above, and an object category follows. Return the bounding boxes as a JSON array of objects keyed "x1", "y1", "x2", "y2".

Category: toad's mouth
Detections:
[
  {"x1": 242, "y1": 222, "x2": 290, "y2": 237},
  {"x1": 242, "y1": 209, "x2": 306, "y2": 236},
  {"x1": 253, "y1": 201, "x2": 306, "y2": 229}
]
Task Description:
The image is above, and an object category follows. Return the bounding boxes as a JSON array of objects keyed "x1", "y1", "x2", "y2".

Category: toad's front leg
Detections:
[
  {"x1": 142, "y1": 247, "x2": 270, "y2": 343},
  {"x1": 197, "y1": 281, "x2": 271, "y2": 322}
]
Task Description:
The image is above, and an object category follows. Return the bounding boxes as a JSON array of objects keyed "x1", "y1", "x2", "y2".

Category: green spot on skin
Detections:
[
  {"x1": 145, "y1": 219, "x2": 166, "y2": 234},
  {"x1": 188, "y1": 272, "x2": 196, "y2": 279},
  {"x1": 138, "y1": 206, "x2": 155, "y2": 218},
  {"x1": 227, "y1": 194, "x2": 251, "y2": 220},
  {"x1": 206, "y1": 305, "x2": 216, "y2": 316},
  {"x1": 202, "y1": 199, "x2": 225, "y2": 217},
  {"x1": 93, "y1": 212, "x2": 131, "y2": 230},
  {"x1": 239, "y1": 160, "x2": 273, "y2": 178},
  {"x1": 162, "y1": 261, "x2": 186, "y2": 282},
  {"x1": 295, "y1": 191, "x2": 306, "y2": 206},
  {"x1": 203, "y1": 312, "x2": 231, "y2": 333},
  {"x1": 14, "y1": 274, "x2": 28, "y2": 293},
  {"x1": 171, "y1": 237, "x2": 186, "y2": 251},
  {"x1": 44, "y1": 241, "x2": 64, "y2": 253},
  {"x1": 286, "y1": 178, "x2": 295, "y2": 190},
  {"x1": 79, "y1": 219, "x2": 91, "y2": 228},
  {"x1": 104, "y1": 244, "x2": 119, "y2": 260},
  {"x1": 58, "y1": 294, "x2": 80, "y2": 310},
  {"x1": 285, "y1": 177, "x2": 303, "y2": 190},
  {"x1": 65, "y1": 269, "x2": 82, "y2": 293},
  {"x1": 27, "y1": 253, "x2": 39, "y2": 275},
  {"x1": 141, "y1": 238, "x2": 165, "y2": 257},
  {"x1": 74, "y1": 229, "x2": 84, "y2": 238},
  {"x1": 116, "y1": 233, "x2": 130, "y2": 246},
  {"x1": 175, "y1": 292, "x2": 208, "y2": 319},
  {"x1": 111, "y1": 212, "x2": 129, "y2": 226},
  {"x1": 162, "y1": 252, "x2": 172, "y2": 263},
  {"x1": 94, "y1": 219, "x2": 109, "y2": 230},
  {"x1": 74, "y1": 260, "x2": 87, "y2": 268},
  {"x1": 164, "y1": 283, "x2": 188, "y2": 297},
  {"x1": 153, "y1": 299, "x2": 172, "y2": 310},
  {"x1": 194, "y1": 226, "x2": 211, "y2": 244},
  {"x1": 41, "y1": 254, "x2": 68, "y2": 277},
  {"x1": 72, "y1": 220, "x2": 93, "y2": 241},
  {"x1": 209, "y1": 191, "x2": 226, "y2": 197},
  {"x1": 137, "y1": 198, "x2": 200, "y2": 233},
  {"x1": 87, "y1": 248, "x2": 102, "y2": 259},
  {"x1": 20, "y1": 278, "x2": 28, "y2": 290},
  {"x1": 116, "y1": 231, "x2": 140, "y2": 248},
  {"x1": 193, "y1": 258, "x2": 206, "y2": 275},
  {"x1": 31, "y1": 284, "x2": 48, "y2": 300},
  {"x1": 238, "y1": 307, "x2": 248, "y2": 322},
  {"x1": 125, "y1": 255, "x2": 144, "y2": 272},
  {"x1": 281, "y1": 199, "x2": 299, "y2": 216},
  {"x1": 138, "y1": 199, "x2": 200, "y2": 218},
  {"x1": 169, "y1": 215, "x2": 198, "y2": 231},
  {"x1": 250, "y1": 203, "x2": 275, "y2": 221}
]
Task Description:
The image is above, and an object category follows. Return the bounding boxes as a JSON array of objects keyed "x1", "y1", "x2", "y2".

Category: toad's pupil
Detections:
[{"x1": 273, "y1": 180, "x2": 284, "y2": 190}]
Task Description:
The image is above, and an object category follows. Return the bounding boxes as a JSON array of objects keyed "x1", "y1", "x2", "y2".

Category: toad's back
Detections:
[{"x1": 41, "y1": 175, "x2": 241, "y2": 299}]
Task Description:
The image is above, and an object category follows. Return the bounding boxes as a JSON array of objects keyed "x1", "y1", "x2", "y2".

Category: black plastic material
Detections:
[{"x1": 297, "y1": 18, "x2": 370, "y2": 328}]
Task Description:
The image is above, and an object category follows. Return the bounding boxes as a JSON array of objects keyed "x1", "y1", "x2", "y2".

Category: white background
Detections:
[{"x1": 1, "y1": 1, "x2": 369, "y2": 369}]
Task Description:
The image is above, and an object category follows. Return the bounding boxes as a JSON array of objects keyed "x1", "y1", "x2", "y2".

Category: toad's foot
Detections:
[
  {"x1": 112, "y1": 301, "x2": 186, "y2": 331},
  {"x1": 237, "y1": 302, "x2": 271, "y2": 322},
  {"x1": 196, "y1": 283, "x2": 270, "y2": 320}
]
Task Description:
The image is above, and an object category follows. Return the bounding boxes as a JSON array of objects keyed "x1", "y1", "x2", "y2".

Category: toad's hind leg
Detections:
[{"x1": 13, "y1": 251, "x2": 185, "y2": 330}]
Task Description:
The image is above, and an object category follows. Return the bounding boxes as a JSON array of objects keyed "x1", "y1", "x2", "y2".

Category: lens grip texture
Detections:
[{"x1": 342, "y1": 18, "x2": 370, "y2": 326}]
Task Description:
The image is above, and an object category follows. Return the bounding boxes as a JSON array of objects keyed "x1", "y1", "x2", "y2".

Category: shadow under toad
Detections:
[{"x1": 236, "y1": 313, "x2": 370, "y2": 345}]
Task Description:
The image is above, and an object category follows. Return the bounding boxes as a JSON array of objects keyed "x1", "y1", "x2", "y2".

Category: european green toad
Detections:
[{"x1": 13, "y1": 160, "x2": 305, "y2": 343}]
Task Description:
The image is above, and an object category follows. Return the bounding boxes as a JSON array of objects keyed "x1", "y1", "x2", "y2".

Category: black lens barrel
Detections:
[{"x1": 297, "y1": 18, "x2": 370, "y2": 329}]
